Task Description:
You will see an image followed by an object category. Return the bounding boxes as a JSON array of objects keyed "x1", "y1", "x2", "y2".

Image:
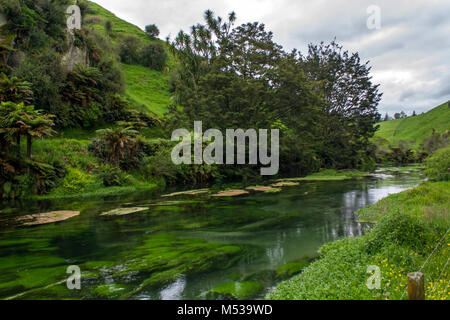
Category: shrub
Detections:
[
  {"x1": 58, "y1": 168, "x2": 97, "y2": 194},
  {"x1": 141, "y1": 150, "x2": 178, "y2": 184},
  {"x1": 139, "y1": 42, "x2": 167, "y2": 71},
  {"x1": 12, "y1": 49, "x2": 66, "y2": 123},
  {"x1": 88, "y1": 127, "x2": 146, "y2": 169},
  {"x1": 365, "y1": 211, "x2": 428, "y2": 255},
  {"x1": 94, "y1": 165, "x2": 133, "y2": 187},
  {"x1": 119, "y1": 35, "x2": 142, "y2": 64},
  {"x1": 424, "y1": 146, "x2": 450, "y2": 181}
]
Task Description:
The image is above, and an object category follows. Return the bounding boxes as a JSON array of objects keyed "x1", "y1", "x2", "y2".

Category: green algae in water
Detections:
[
  {"x1": 92, "y1": 284, "x2": 129, "y2": 299},
  {"x1": 117, "y1": 234, "x2": 245, "y2": 292},
  {"x1": 276, "y1": 261, "x2": 310, "y2": 280},
  {"x1": 0, "y1": 171, "x2": 426, "y2": 300},
  {"x1": 204, "y1": 281, "x2": 264, "y2": 300}
]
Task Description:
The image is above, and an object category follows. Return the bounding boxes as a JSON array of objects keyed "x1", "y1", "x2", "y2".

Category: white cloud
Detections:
[{"x1": 91, "y1": 0, "x2": 450, "y2": 115}]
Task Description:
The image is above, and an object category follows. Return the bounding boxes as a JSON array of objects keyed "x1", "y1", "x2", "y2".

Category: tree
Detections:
[
  {"x1": 105, "y1": 20, "x2": 113, "y2": 36},
  {"x1": 139, "y1": 42, "x2": 168, "y2": 71},
  {"x1": 412, "y1": 110, "x2": 417, "y2": 117},
  {"x1": 169, "y1": 11, "x2": 282, "y2": 130},
  {"x1": 91, "y1": 127, "x2": 139, "y2": 167},
  {"x1": 302, "y1": 41, "x2": 382, "y2": 168},
  {"x1": 145, "y1": 24, "x2": 160, "y2": 39},
  {"x1": 0, "y1": 73, "x2": 33, "y2": 104},
  {"x1": 119, "y1": 35, "x2": 142, "y2": 64},
  {"x1": 0, "y1": 102, "x2": 56, "y2": 159},
  {"x1": 384, "y1": 113, "x2": 390, "y2": 121},
  {"x1": 12, "y1": 49, "x2": 66, "y2": 120}
]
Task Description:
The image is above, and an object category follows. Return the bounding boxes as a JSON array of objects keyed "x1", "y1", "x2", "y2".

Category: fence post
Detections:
[{"x1": 407, "y1": 272, "x2": 425, "y2": 300}]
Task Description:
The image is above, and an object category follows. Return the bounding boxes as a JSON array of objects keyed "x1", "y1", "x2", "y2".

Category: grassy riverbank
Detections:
[{"x1": 268, "y1": 179, "x2": 450, "y2": 300}]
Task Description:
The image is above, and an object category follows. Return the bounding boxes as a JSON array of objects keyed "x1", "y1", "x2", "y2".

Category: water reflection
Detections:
[
  {"x1": 160, "y1": 277, "x2": 186, "y2": 300},
  {"x1": 0, "y1": 170, "x2": 424, "y2": 300}
]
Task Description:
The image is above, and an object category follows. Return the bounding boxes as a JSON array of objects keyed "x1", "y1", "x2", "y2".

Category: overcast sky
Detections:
[{"x1": 91, "y1": 0, "x2": 450, "y2": 115}]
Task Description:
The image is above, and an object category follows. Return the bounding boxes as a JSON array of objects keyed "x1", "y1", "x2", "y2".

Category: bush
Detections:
[
  {"x1": 139, "y1": 42, "x2": 167, "y2": 71},
  {"x1": 94, "y1": 165, "x2": 133, "y2": 187},
  {"x1": 365, "y1": 211, "x2": 428, "y2": 255},
  {"x1": 12, "y1": 49, "x2": 66, "y2": 123},
  {"x1": 141, "y1": 150, "x2": 178, "y2": 184},
  {"x1": 425, "y1": 146, "x2": 450, "y2": 181},
  {"x1": 58, "y1": 168, "x2": 98, "y2": 194},
  {"x1": 119, "y1": 35, "x2": 142, "y2": 65}
]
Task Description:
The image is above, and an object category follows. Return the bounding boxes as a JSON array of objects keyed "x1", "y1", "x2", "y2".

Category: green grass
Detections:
[
  {"x1": 85, "y1": 1, "x2": 150, "y2": 42},
  {"x1": 122, "y1": 64, "x2": 172, "y2": 116},
  {"x1": 280, "y1": 169, "x2": 369, "y2": 182},
  {"x1": 267, "y1": 181, "x2": 450, "y2": 300},
  {"x1": 358, "y1": 181, "x2": 450, "y2": 225},
  {"x1": 376, "y1": 102, "x2": 450, "y2": 147},
  {"x1": 35, "y1": 183, "x2": 158, "y2": 200},
  {"x1": 85, "y1": 1, "x2": 175, "y2": 116},
  {"x1": 31, "y1": 136, "x2": 160, "y2": 200}
]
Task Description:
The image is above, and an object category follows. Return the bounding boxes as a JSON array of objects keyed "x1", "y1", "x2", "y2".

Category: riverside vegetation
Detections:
[
  {"x1": 0, "y1": 0, "x2": 449, "y2": 301},
  {"x1": 268, "y1": 146, "x2": 450, "y2": 300},
  {"x1": 0, "y1": 0, "x2": 385, "y2": 200}
]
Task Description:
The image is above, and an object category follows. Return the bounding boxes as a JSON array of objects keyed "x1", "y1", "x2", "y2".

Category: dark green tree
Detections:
[
  {"x1": 119, "y1": 35, "x2": 142, "y2": 64},
  {"x1": 145, "y1": 24, "x2": 160, "y2": 39},
  {"x1": 0, "y1": 73, "x2": 33, "y2": 104},
  {"x1": 140, "y1": 42, "x2": 168, "y2": 71},
  {"x1": 303, "y1": 41, "x2": 382, "y2": 168}
]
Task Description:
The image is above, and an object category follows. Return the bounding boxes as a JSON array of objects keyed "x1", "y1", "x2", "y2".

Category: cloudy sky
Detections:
[{"x1": 92, "y1": 0, "x2": 450, "y2": 115}]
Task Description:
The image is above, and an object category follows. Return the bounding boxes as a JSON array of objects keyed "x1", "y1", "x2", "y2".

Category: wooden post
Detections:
[{"x1": 407, "y1": 272, "x2": 425, "y2": 300}]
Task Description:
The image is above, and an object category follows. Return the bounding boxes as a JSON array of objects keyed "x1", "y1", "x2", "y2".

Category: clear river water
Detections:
[{"x1": 0, "y1": 167, "x2": 424, "y2": 300}]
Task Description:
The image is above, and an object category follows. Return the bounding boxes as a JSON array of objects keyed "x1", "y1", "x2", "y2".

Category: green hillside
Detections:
[
  {"x1": 84, "y1": 1, "x2": 173, "y2": 116},
  {"x1": 376, "y1": 102, "x2": 450, "y2": 146},
  {"x1": 121, "y1": 64, "x2": 172, "y2": 116},
  {"x1": 84, "y1": 1, "x2": 150, "y2": 42}
]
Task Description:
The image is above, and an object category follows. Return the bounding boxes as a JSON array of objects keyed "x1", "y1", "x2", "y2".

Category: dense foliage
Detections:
[
  {"x1": 425, "y1": 146, "x2": 450, "y2": 181},
  {"x1": 119, "y1": 35, "x2": 167, "y2": 71},
  {"x1": 1, "y1": 4, "x2": 386, "y2": 198},
  {"x1": 168, "y1": 11, "x2": 382, "y2": 176}
]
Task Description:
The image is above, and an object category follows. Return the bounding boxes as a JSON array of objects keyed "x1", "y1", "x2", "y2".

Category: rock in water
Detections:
[
  {"x1": 271, "y1": 182, "x2": 300, "y2": 188},
  {"x1": 100, "y1": 207, "x2": 149, "y2": 216},
  {"x1": 161, "y1": 189, "x2": 210, "y2": 197},
  {"x1": 212, "y1": 190, "x2": 249, "y2": 197},
  {"x1": 17, "y1": 211, "x2": 80, "y2": 226}
]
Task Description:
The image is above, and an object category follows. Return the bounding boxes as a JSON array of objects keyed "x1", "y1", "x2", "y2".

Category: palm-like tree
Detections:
[
  {"x1": 0, "y1": 73, "x2": 33, "y2": 104},
  {"x1": 0, "y1": 102, "x2": 56, "y2": 159},
  {"x1": 95, "y1": 127, "x2": 139, "y2": 167}
]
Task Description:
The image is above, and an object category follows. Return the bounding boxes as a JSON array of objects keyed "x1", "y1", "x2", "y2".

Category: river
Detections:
[{"x1": 0, "y1": 166, "x2": 424, "y2": 300}]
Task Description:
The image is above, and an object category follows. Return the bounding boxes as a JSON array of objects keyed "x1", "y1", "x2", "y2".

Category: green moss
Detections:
[
  {"x1": 242, "y1": 270, "x2": 277, "y2": 284},
  {"x1": 276, "y1": 261, "x2": 310, "y2": 280}
]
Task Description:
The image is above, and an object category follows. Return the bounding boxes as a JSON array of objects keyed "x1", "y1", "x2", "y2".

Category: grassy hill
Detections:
[
  {"x1": 84, "y1": 1, "x2": 173, "y2": 116},
  {"x1": 376, "y1": 102, "x2": 450, "y2": 147}
]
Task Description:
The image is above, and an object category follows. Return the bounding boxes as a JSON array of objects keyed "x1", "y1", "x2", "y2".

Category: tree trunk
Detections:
[
  {"x1": 16, "y1": 134, "x2": 21, "y2": 158},
  {"x1": 27, "y1": 134, "x2": 32, "y2": 159}
]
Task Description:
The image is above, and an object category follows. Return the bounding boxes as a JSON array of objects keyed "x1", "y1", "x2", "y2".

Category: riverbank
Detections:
[
  {"x1": 267, "y1": 180, "x2": 450, "y2": 300},
  {"x1": 31, "y1": 167, "x2": 369, "y2": 201}
]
